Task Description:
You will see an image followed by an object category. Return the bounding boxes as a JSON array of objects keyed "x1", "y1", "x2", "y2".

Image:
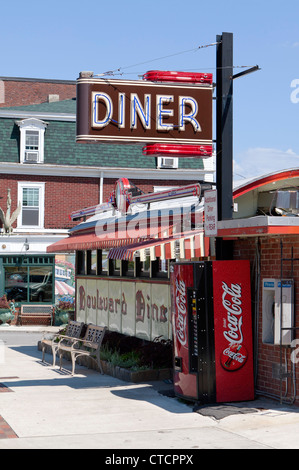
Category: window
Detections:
[
  {"x1": 135, "y1": 256, "x2": 150, "y2": 278},
  {"x1": 16, "y1": 118, "x2": 47, "y2": 164},
  {"x1": 76, "y1": 251, "x2": 86, "y2": 275},
  {"x1": 108, "y1": 258, "x2": 121, "y2": 276},
  {"x1": 25, "y1": 130, "x2": 39, "y2": 162},
  {"x1": 86, "y1": 250, "x2": 98, "y2": 275},
  {"x1": 17, "y1": 182, "x2": 45, "y2": 229},
  {"x1": 5, "y1": 266, "x2": 53, "y2": 303}
]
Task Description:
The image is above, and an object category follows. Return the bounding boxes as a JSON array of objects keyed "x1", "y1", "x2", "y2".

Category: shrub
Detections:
[
  {"x1": 101, "y1": 331, "x2": 173, "y2": 370},
  {"x1": 0, "y1": 295, "x2": 10, "y2": 309}
]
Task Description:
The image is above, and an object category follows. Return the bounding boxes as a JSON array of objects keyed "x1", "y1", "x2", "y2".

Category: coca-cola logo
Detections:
[
  {"x1": 175, "y1": 277, "x2": 187, "y2": 346},
  {"x1": 221, "y1": 281, "x2": 247, "y2": 371},
  {"x1": 220, "y1": 343, "x2": 248, "y2": 371}
]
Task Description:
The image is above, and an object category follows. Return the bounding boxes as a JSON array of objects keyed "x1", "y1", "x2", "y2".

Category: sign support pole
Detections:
[{"x1": 216, "y1": 32, "x2": 234, "y2": 260}]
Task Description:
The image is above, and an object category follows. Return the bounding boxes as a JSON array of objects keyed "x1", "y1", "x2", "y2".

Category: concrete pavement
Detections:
[{"x1": 0, "y1": 326, "x2": 299, "y2": 450}]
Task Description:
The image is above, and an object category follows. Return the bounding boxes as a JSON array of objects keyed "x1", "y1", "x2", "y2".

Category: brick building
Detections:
[
  {"x1": 217, "y1": 169, "x2": 299, "y2": 405},
  {"x1": 0, "y1": 76, "x2": 215, "y2": 313}
]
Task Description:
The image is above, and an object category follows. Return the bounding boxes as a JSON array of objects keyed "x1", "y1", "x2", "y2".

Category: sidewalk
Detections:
[{"x1": 0, "y1": 326, "x2": 299, "y2": 449}]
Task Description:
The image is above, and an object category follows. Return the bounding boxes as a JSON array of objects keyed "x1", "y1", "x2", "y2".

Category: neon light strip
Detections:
[
  {"x1": 142, "y1": 143, "x2": 213, "y2": 157},
  {"x1": 143, "y1": 70, "x2": 213, "y2": 85},
  {"x1": 70, "y1": 201, "x2": 113, "y2": 220},
  {"x1": 129, "y1": 184, "x2": 201, "y2": 205}
]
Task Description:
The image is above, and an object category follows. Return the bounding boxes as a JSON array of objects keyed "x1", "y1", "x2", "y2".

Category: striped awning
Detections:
[
  {"x1": 107, "y1": 231, "x2": 209, "y2": 261},
  {"x1": 47, "y1": 232, "x2": 151, "y2": 253},
  {"x1": 47, "y1": 211, "x2": 177, "y2": 253},
  {"x1": 55, "y1": 280, "x2": 75, "y2": 296}
]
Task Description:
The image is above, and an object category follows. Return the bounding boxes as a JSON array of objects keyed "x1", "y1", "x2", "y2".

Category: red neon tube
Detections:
[
  {"x1": 142, "y1": 144, "x2": 213, "y2": 158},
  {"x1": 143, "y1": 70, "x2": 213, "y2": 85}
]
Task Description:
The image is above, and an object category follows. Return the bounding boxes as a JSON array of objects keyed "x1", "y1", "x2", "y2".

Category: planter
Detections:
[
  {"x1": 37, "y1": 342, "x2": 172, "y2": 383},
  {"x1": 100, "y1": 360, "x2": 172, "y2": 383},
  {"x1": 55, "y1": 310, "x2": 75, "y2": 326},
  {"x1": 0, "y1": 310, "x2": 14, "y2": 326}
]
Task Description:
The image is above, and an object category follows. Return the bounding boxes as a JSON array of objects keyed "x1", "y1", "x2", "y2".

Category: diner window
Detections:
[
  {"x1": 151, "y1": 258, "x2": 169, "y2": 278},
  {"x1": 17, "y1": 182, "x2": 45, "y2": 229},
  {"x1": 101, "y1": 250, "x2": 109, "y2": 274},
  {"x1": 86, "y1": 250, "x2": 99, "y2": 275},
  {"x1": 109, "y1": 258, "x2": 121, "y2": 276},
  {"x1": 76, "y1": 251, "x2": 86, "y2": 275},
  {"x1": 121, "y1": 260, "x2": 135, "y2": 277},
  {"x1": 135, "y1": 256, "x2": 150, "y2": 278}
]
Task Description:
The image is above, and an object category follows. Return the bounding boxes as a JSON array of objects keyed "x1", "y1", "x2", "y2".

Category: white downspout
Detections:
[{"x1": 99, "y1": 171, "x2": 104, "y2": 204}]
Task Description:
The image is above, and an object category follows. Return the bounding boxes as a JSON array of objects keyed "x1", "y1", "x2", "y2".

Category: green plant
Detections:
[
  {"x1": 0, "y1": 295, "x2": 10, "y2": 310},
  {"x1": 57, "y1": 300, "x2": 74, "y2": 311},
  {"x1": 101, "y1": 331, "x2": 173, "y2": 370},
  {"x1": 100, "y1": 344, "x2": 114, "y2": 362},
  {"x1": 100, "y1": 344, "x2": 147, "y2": 370}
]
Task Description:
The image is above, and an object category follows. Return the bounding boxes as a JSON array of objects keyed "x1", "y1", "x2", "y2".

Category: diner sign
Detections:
[{"x1": 76, "y1": 76, "x2": 213, "y2": 145}]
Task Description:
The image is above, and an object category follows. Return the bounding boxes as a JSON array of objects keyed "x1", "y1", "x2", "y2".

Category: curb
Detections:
[{"x1": 37, "y1": 341, "x2": 172, "y2": 383}]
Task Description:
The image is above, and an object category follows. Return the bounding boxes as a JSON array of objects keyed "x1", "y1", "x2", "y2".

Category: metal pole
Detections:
[
  {"x1": 216, "y1": 32, "x2": 234, "y2": 260},
  {"x1": 216, "y1": 32, "x2": 233, "y2": 222}
]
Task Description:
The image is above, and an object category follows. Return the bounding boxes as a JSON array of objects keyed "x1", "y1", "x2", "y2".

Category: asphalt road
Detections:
[{"x1": 0, "y1": 331, "x2": 42, "y2": 347}]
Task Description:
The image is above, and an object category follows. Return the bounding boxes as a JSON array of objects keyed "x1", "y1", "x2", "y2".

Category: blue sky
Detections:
[{"x1": 1, "y1": 0, "x2": 299, "y2": 181}]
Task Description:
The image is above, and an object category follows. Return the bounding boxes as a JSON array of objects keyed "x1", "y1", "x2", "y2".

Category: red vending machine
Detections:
[{"x1": 170, "y1": 260, "x2": 254, "y2": 403}]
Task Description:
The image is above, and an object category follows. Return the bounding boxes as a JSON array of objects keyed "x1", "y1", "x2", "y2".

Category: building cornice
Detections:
[
  {"x1": 0, "y1": 109, "x2": 76, "y2": 122},
  {"x1": 0, "y1": 76, "x2": 76, "y2": 84},
  {"x1": 0, "y1": 162, "x2": 208, "y2": 181}
]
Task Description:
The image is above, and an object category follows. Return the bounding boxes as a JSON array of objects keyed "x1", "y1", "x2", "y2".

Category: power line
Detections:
[
  {"x1": 96, "y1": 65, "x2": 259, "y2": 79},
  {"x1": 94, "y1": 41, "x2": 221, "y2": 78}
]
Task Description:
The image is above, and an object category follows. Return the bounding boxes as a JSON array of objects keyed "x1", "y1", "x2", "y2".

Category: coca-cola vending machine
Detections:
[{"x1": 170, "y1": 260, "x2": 254, "y2": 403}]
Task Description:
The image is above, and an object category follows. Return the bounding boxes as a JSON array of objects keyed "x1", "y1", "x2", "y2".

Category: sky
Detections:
[{"x1": 1, "y1": 0, "x2": 299, "y2": 182}]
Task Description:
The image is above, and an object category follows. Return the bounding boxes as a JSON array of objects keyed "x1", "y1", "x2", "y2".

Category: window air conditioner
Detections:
[
  {"x1": 158, "y1": 157, "x2": 178, "y2": 169},
  {"x1": 24, "y1": 151, "x2": 39, "y2": 163}
]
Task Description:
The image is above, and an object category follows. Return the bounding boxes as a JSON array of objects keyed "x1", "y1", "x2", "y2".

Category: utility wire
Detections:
[{"x1": 94, "y1": 41, "x2": 221, "y2": 78}]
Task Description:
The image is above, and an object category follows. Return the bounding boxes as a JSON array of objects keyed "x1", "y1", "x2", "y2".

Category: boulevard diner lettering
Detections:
[
  {"x1": 76, "y1": 74, "x2": 213, "y2": 145},
  {"x1": 76, "y1": 277, "x2": 171, "y2": 341}
]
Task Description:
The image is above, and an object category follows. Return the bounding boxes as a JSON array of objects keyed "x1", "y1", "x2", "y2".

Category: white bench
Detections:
[
  {"x1": 41, "y1": 320, "x2": 85, "y2": 366},
  {"x1": 58, "y1": 324, "x2": 107, "y2": 375}
]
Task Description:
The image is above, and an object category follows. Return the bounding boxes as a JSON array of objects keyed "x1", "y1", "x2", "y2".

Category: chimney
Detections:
[
  {"x1": 48, "y1": 94, "x2": 60, "y2": 103},
  {"x1": 79, "y1": 71, "x2": 94, "y2": 78}
]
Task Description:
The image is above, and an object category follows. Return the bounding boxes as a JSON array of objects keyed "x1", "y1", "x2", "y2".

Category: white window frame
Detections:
[
  {"x1": 16, "y1": 118, "x2": 47, "y2": 164},
  {"x1": 17, "y1": 182, "x2": 45, "y2": 229}
]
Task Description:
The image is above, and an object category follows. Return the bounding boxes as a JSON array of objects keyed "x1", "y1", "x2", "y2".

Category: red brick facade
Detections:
[
  {"x1": 0, "y1": 174, "x2": 98, "y2": 230},
  {"x1": 0, "y1": 174, "x2": 197, "y2": 231},
  {"x1": 233, "y1": 235, "x2": 299, "y2": 405},
  {"x1": 0, "y1": 78, "x2": 75, "y2": 107}
]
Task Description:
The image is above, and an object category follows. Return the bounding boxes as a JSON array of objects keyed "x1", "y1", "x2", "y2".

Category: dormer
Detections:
[{"x1": 16, "y1": 118, "x2": 47, "y2": 164}]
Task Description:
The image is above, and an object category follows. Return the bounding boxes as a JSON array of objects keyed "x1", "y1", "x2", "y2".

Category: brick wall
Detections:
[
  {"x1": 233, "y1": 235, "x2": 299, "y2": 405},
  {"x1": 0, "y1": 175, "x2": 198, "y2": 231},
  {"x1": 0, "y1": 78, "x2": 75, "y2": 108},
  {"x1": 0, "y1": 174, "x2": 99, "y2": 230}
]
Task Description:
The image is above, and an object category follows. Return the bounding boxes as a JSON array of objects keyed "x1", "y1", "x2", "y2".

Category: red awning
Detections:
[
  {"x1": 46, "y1": 207, "x2": 195, "y2": 253},
  {"x1": 107, "y1": 231, "x2": 209, "y2": 261},
  {"x1": 47, "y1": 231, "x2": 152, "y2": 253}
]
